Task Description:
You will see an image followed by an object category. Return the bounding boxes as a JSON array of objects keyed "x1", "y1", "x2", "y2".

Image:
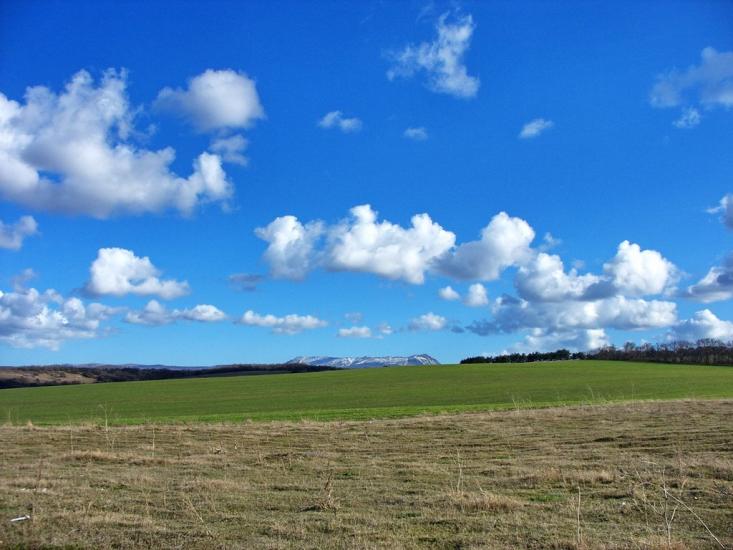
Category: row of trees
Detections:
[{"x1": 461, "y1": 339, "x2": 733, "y2": 366}]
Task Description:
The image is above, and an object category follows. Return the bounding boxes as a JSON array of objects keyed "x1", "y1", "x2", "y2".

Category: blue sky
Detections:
[{"x1": 1, "y1": 0, "x2": 732, "y2": 365}]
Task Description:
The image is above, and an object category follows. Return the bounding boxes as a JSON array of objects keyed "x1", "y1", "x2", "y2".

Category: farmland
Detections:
[
  {"x1": 1, "y1": 400, "x2": 731, "y2": 548},
  {"x1": 1, "y1": 361, "x2": 732, "y2": 425},
  {"x1": 1, "y1": 362, "x2": 732, "y2": 548}
]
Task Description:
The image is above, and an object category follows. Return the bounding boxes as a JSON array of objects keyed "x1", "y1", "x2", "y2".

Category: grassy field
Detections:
[
  {"x1": 2, "y1": 361, "x2": 733, "y2": 425},
  {"x1": 1, "y1": 400, "x2": 730, "y2": 548}
]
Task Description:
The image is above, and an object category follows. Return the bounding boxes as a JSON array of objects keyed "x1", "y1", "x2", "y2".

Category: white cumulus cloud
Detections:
[
  {"x1": 409, "y1": 312, "x2": 447, "y2": 331},
  {"x1": 387, "y1": 12, "x2": 479, "y2": 99},
  {"x1": 325, "y1": 205, "x2": 455, "y2": 284},
  {"x1": 603, "y1": 240, "x2": 678, "y2": 297},
  {"x1": 85, "y1": 248, "x2": 190, "y2": 299},
  {"x1": 155, "y1": 69, "x2": 264, "y2": 132},
  {"x1": 0, "y1": 69, "x2": 234, "y2": 218},
  {"x1": 436, "y1": 212, "x2": 535, "y2": 281},
  {"x1": 0, "y1": 284, "x2": 119, "y2": 349},
  {"x1": 438, "y1": 285, "x2": 460, "y2": 301},
  {"x1": 684, "y1": 256, "x2": 733, "y2": 303},
  {"x1": 515, "y1": 252, "x2": 600, "y2": 302},
  {"x1": 669, "y1": 309, "x2": 733, "y2": 342},
  {"x1": 519, "y1": 118, "x2": 554, "y2": 139},
  {"x1": 318, "y1": 111, "x2": 362, "y2": 133},
  {"x1": 125, "y1": 300, "x2": 226, "y2": 326},
  {"x1": 337, "y1": 326, "x2": 373, "y2": 338},
  {"x1": 255, "y1": 216, "x2": 324, "y2": 280},
  {"x1": 0, "y1": 215, "x2": 38, "y2": 250},
  {"x1": 257, "y1": 207, "x2": 540, "y2": 286},
  {"x1": 464, "y1": 283, "x2": 488, "y2": 307},
  {"x1": 467, "y1": 295, "x2": 677, "y2": 336},
  {"x1": 237, "y1": 310, "x2": 327, "y2": 335}
]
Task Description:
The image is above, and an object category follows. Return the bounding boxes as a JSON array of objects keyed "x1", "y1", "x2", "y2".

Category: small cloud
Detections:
[
  {"x1": 404, "y1": 126, "x2": 428, "y2": 140},
  {"x1": 85, "y1": 248, "x2": 189, "y2": 300},
  {"x1": 707, "y1": 193, "x2": 733, "y2": 230},
  {"x1": 438, "y1": 285, "x2": 460, "y2": 301},
  {"x1": 378, "y1": 322, "x2": 393, "y2": 336},
  {"x1": 210, "y1": 134, "x2": 249, "y2": 165},
  {"x1": 318, "y1": 111, "x2": 363, "y2": 133},
  {"x1": 409, "y1": 312, "x2": 446, "y2": 331},
  {"x1": 125, "y1": 301, "x2": 226, "y2": 326},
  {"x1": 519, "y1": 118, "x2": 554, "y2": 139},
  {"x1": 463, "y1": 283, "x2": 488, "y2": 307},
  {"x1": 237, "y1": 310, "x2": 327, "y2": 335},
  {"x1": 337, "y1": 326, "x2": 372, "y2": 338},
  {"x1": 387, "y1": 11, "x2": 480, "y2": 99},
  {"x1": 540, "y1": 232, "x2": 562, "y2": 251},
  {"x1": 155, "y1": 69, "x2": 265, "y2": 132},
  {"x1": 673, "y1": 107, "x2": 701, "y2": 129},
  {"x1": 0, "y1": 216, "x2": 38, "y2": 250}
]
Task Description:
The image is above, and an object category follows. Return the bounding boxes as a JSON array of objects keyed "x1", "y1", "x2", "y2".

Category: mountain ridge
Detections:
[{"x1": 287, "y1": 354, "x2": 440, "y2": 368}]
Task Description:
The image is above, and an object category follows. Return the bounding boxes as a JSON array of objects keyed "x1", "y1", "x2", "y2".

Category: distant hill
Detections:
[
  {"x1": 287, "y1": 354, "x2": 440, "y2": 368},
  {"x1": 0, "y1": 363, "x2": 338, "y2": 389}
]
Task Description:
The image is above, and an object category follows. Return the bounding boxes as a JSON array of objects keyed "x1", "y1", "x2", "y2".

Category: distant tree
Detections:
[{"x1": 460, "y1": 341, "x2": 733, "y2": 366}]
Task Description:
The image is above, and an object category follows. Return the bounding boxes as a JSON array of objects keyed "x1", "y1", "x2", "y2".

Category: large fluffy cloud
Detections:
[
  {"x1": 85, "y1": 248, "x2": 190, "y2": 299},
  {"x1": 515, "y1": 252, "x2": 600, "y2": 302},
  {"x1": 237, "y1": 310, "x2": 327, "y2": 335},
  {"x1": 0, "y1": 284, "x2": 119, "y2": 349},
  {"x1": 514, "y1": 242, "x2": 677, "y2": 303},
  {"x1": 669, "y1": 309, "x2": 733, "y2": 342},
  {"x1": 387, "y1": 12, "x2": 479, "y2": 99},
  {"x1": 256, "y1": 205, "x2": 456, "y2": 284},
  {"x1": 155, "y1": 69, "x2": 264, "y2": 131},
  {"x1": 603, "y1": 240, "x2": 678, "y2": 297},
  {"x1": 255, "y1": 207, "x2": 562, "y2": 286},
  {"x1": 125, "y1": 300, "x2": 226, "y2": 326},
  {"x1": 325, "y1": 205, "x2": 455, "y2": 284},
  {"x1": 467, "y1": 295, "x2": 677, "y2": 336},
  {"x1": 255, "y1": 216, "x2": 324, "y2": 280},
  {"x1": 0, "y1": 70, "x2": 234, "y2": 217},
  {"x1": 436, "y1": 212, "x2": 535, "y2": 281},
  {"x1": 0, "y1": 215, "x2": 38, "y2": 250}
]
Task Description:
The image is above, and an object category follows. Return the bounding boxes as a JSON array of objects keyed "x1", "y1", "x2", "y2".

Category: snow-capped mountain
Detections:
[{"x1": 287, "y1": 354, "x2": 440, "y2": 369}]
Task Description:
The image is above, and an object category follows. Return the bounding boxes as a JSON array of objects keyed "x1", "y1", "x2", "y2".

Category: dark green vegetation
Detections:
[
  {"x1": 2, "y1": 361, "x2": 732, "y2": 425},
  {"x1": 1, "y1": 401, "x2": 731, "y2": 548},
  {"x1": 463, "y1": 340, "x2": 733, "y2": 366},
  {"x1": 0, "y1": 363, "x2": 337, "y2": 389}
]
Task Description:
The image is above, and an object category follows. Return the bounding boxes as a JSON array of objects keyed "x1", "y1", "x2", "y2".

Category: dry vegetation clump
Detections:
[{"x1": 0, "y1": 400, "x2": 731, "y2": 549}]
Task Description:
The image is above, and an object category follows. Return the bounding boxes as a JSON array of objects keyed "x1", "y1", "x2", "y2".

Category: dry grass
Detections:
[{"x1": 0, "y1": 400, "x2": 731, "y2": 549}]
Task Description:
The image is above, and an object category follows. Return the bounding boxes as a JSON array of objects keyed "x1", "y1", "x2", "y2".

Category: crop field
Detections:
[
  {"x1": 1, "y1": 400, "x2": 731, "y2": 548},
  {"x1": 1, "y1": 361, "x2": 733, "y2": 425}
]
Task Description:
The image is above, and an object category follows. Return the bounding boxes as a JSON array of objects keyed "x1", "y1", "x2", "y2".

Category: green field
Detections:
[{"x1": 2, "y1": 360, "x2": 733, "y2": 425}]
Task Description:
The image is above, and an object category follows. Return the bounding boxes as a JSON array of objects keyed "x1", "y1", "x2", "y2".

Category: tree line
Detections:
[{"x1": 460, "y1": 339, "x2": 733, "y2": 366}]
